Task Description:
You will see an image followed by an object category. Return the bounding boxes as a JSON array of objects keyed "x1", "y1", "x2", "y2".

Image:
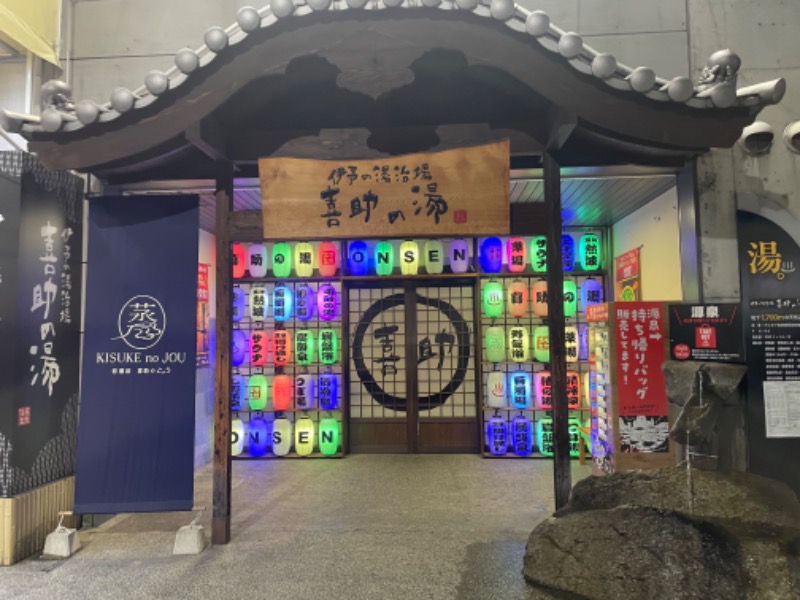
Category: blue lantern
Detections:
[
  {"x1": 273, "y1": 285, "x2": 293, "y2": 321},
  {"x1": 509, "y1": 371, "x2": 531, "y2": 409},
  {"x1": 562, "y1": 234, "x2": 575, "y2": 272},
  {"x1": 317, "y1": 284, "x2": 338, "y2": 321},
  {"x1": 231, "y1": 374, "x2": 245, "y2": 411},
  {"x1": 247, "y1": 417, "x2": 272, "y2": 457},
  {"x1": 232, "y1": 330, "x2": 247, "y2": 367},
  {"x1": 232, "y1": 287, "x2": 245, "y2": 323},
  {"x1": 295, "y1": 285, "x2": 316, "y2": 321},
  {"x1": 486, "y1": 414, "x2": 508, "y2": 456},
  {"x1": 348, "y1": 240, "x2": 369, "y2": 276},
  {"x1": 512, "y1": 416, "x2": 533, "y2": 456},
  {"x1": 581, "y1": 278, "x2": 603, "y2": 311},
  {"x1": 480, "y1": 237, "x2": 503, "y2": 273},
  {"x1": 579, "y1": 324, "x2": 589, "y2": 361},
  {"x1": 319, "y1": 373, "x2": 339, "y2": 410}
]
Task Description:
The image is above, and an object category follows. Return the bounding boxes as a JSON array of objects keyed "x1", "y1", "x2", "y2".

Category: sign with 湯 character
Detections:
[{"x1": 258, "y1": 141, "x2": 510, "y2": 239}]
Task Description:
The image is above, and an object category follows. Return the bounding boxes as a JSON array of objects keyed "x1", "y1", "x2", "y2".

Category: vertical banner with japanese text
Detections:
[
  {"x1": 615, "y1": 248, "x2": 640, "y2": 301},
  {"x1": 75, "y1": 196, "x2": 198, "y2": 513},
  {"x1": 196, "y1": 263, "x2": 210, "y2": 367}
]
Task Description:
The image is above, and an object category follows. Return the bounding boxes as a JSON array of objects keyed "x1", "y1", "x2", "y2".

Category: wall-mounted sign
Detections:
[
  {"x1": 668, "y1": 303, "x2": 743, "y2": 363},
  {"x1": 259, "y1": 141, "x2": 510, "y2": 239},
  {"x1": 615, "y1": 248, "x2": 640, "y2": 301}
]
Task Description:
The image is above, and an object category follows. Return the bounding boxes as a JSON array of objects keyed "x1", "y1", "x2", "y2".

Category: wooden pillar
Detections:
[
  {"x1": 212, "y1": 161, "x2": 234, "y2": 544},
  {"x1": 543, "y1": 152, "x2": 571, "y2": 510}
]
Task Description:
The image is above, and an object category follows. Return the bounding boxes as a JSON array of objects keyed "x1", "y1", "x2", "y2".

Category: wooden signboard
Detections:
[{"x1": 258, "y1": 140, "x2": 510, "y2": 240}]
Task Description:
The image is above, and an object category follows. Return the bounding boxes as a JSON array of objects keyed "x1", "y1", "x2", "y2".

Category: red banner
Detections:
[
  {"x1": 615, "y1": 248, "x2": 640, "y2": 301},
  {"x1": 197, "y1": 263, "x2": 210, "y2": 366}
]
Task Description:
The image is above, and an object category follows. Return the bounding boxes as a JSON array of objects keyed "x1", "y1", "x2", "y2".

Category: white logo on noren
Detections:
[{"x1": 113, "y1": 295, "x2": 167, "y2": 350}]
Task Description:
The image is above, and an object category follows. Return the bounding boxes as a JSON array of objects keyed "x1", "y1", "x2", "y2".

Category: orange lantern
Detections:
[
  {"x1": 507, "y1": 280, "x2": 528, "y2": 318},
  {"x1": 272, "y1": 374, "x2": 293, "y2": 411},
  {"x1": 272, "y1": 329, "x2": 292, "y2": 366},
  {"x1": 532, "y1": 280, "x2": 548, "y2": 317},
  {"x1": 318, "y1": 241, "x2": 339, "y2": 277}
]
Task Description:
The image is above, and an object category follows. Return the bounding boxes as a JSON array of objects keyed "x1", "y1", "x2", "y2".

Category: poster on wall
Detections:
[
  {"x1": 668, "y1": 303, "x2": 744, "y2": 363},
  {"x1": 615, "y1": 248, "x2": 640, "y2": 301},
  {"x1": 197, "y1": 263, "x2": 210, "y2": 367},
  {"x1": 75, "y1": 195, "x2": 198, "y2": 513}
]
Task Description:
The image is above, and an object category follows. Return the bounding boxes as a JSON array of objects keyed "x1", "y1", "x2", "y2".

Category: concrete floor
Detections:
[{"x1": 0, "y1": 455, "x2": 591, "y2": 600}]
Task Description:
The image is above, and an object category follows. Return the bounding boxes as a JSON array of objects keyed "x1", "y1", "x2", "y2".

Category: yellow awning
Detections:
[{"x1": 0, "y1": 0, "x2": 60, "y2": 66}]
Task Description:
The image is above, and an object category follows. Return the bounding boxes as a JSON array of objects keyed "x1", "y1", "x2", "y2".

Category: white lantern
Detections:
[
  {"x1": 247, "y1": 243, "x2": 268, "y2": 278},
  {"x1": 485, "y1": 371, "x2": 506, "y2": 408},
  {"x1": 272, "y1": 418, "x2": 293, "y2": 456}
]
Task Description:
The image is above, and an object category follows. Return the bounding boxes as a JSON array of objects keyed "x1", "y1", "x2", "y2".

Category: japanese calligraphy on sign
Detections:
[{"x1": 259, "y1": 141, "x2": 510, "y2": 239}]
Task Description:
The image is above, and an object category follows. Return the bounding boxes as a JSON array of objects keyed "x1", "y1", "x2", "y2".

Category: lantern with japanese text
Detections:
[
  {"x1": 536, "y1": 417, "x2": 554, "y2": 456},
  {"x1": 509, "y1": 371, "x2": 532, "y2": 409},
  {"x1": 272, "y1": 374, "x2": 293, "y2": 411},
  {"x1": 249, "y1": 286, "x2": 267, "y2": 322},
  {"x1": 449, "y1": 239, "x2": 470, "y2": 273},
  {"x1": 318, "y1": 372, "x2": 339, "y2": 410},
  {"x1": 532, "y1": 280, "x2": 548, "y2": 317},
  {"x1": 295, "y1": 285, "x2": 316, "y2": 321},
  {"x1": 248, "y1": 243, "x2": 268, "y2": 278},
  {"x1": 563, "y1": 280, "x2": 577, "y2": 317},
  {"x1": 531, "y1": 236, "x2": 547, "y2": 273},
  {"x1": 485, "y1": 371, "x2": 506, "y2": 408},
  {"x1": 375, "y1": 240, "x2": 394, "y2": 276},
  {"x1": 480, "y1": 237, "x2": 503, "y2": 273},
  {"x1": 567, "y1": 370, "x2": 581, "y2": 408},
  {"x1": 319, "y1": 418, "x2": 340, "y2": 456},
  {"x1": 486, "y1": 414, "x2": 508, "y2": 456},
  {"x1": 579, "y1": 233, "x2": 601, "y2": 271},
  {"x1": 484, "y1": 326, "x2": 506, "y2": 363},
  {"x1": 295, "y1": 418, "x2": 316, "y2": 456},
  {"x1": 581, "y1": 279, "x2": 603, "y2": 311},
  {"x1": 249, "y1": 330, "x2": 268, "y2": 367},
  {"x1": 562, "y1": 234, "x2": 575, "y2": 272},
  {"x1": 248, "y1": 374, "x2": 269, "y2": 411},
  {"x1": 272, "y1": 418, "x2": 292, "y2": 456},
  {"x1": 533, "y1": 326, "x2": 550, "y2": 363},
  {"x1": 232, "y1": 243, "x2": 246, "y2": 279},
  {"x1": 582, "y1": 371, "x2": 591, "y2": 404},
  {"x1": 424, "y1": 239, "x2": 444, "y2": 274},
  {"x1": 272, "y1": 242, "x2": 292, "y2": 278},
  {"x1": 512, "y1": 416, "x2": 534, "y2": 457},
  {"x1": 568, "y1": 418, "x2": 582, "y2": 457},
  {"x1": 565, "y1": 325, "x2": 578, "y2": 363},
  {"x1": 232, "y1": 330, "x2": 247, "y2": 367},
  {"x1": 272, "y1": 285, "x2": 293, "y2": 321},
  {"x1": 294, "y1": 242, "x2": 314, "y2": 278},
  {"x1": 295, "y1": 329, "x2": 315, "y2": 366},
  {"x1": 295, "y1": 374, "x2": 316, "y2": 410},
  {"x1": 400, "y1": 240, "x2": 420, "y2": 275},
  {"x1": 318, "y1": 329, "x2": 339, "y2": 365},
  {"x1": 347, "y1": 240, "x2": 369, "y2": 275},
  {"x1": 482, "y1": 281, "x2": 504, "y2": 318},
  {"x1": 507, "y1": 280, "x2": 528, "y2": 318},
  {"x1": 579, "y1": 324, "x2": 589, "y2": 361},
  {"x1": 318, "y1": 241, "x2": 338, "y2": 277},
  {"x1": 232, "y1": 287, "x2": 245, "y2": 323},
  {"x1": 248, "y1": 418, "x2": 271, "y2": 457},
  {"x1": 507, "y1": 237, "x2": 527, "y2": 273},
  {"x1": 231, "y1": 374, "x2": 245, "y2": 411},
  {"x1": 272, "y1": 329, "x2": 291, "y2": 366},
  {"x1": 507, "y1": 326, "x2": 530, "y2": 363},
  {"x1": 317, "y1": 283, "x2": 338, "y2": 321},
  {"x1": 231, "y1": 418, "x2": 245, "y2": 456},
  {"x1": 535, "y1": 370, "x2": 552, "y2": 409}
]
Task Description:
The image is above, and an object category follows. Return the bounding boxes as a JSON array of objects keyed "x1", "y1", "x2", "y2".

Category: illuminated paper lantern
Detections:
[
  {"x1": 581, "y1": 279, "x2": 603, "y2": 311},
  {"x1": 567, "y1": 370, "x2": 581, "y2": 409},
  {"x1": 509, "y1": 371, "x2": 532, "y2": 409},
  {"x1": 317, "y1": 284, "x2": 338, "y2": 321},
  {"x1": 295, "y1": 374, "x2": 317, "y2": 410},
  {"x1": 482, "y1": 281, "x2": 504, "y2": 318},
  {"x1": 579, "y1": 233, "x2": 601, "y2": 271},
  {"x1": 272, "y1": 242, "x2": 292, "y2": 278},
  {"x1": 248, "y1": 374, "x2": 269, "y2": 411},
  {"x1": 485, "y1": 371, "x2": 506, "y2": 408},
  {"x1": 582, "y1": 371, "x2": 591, "y2": 405},
  {"x1": 563, "y1": 280, "x2": 577, "y2": 317},
  {"x1": 319, "y1": 329, "x2": 339, "y2": 365},
  {"x1": 568, "y1": 418, "x2": 582, "y2": 457},
  {"x1": 506, "y1": 237, "x2": 527, "y2": 273},
  {"x1": 231, "y1": 374, "x2": 245, "y2": 411},
  {"x1": 347, "y1": 240, "x2": 369, "y2": 276},
  {"x1": 249, "y1": 330, "x2": 268, "y2": 367},
  {"x1": 533, "y1": 326, "x2": 550, "y2": 363},
  {"x1": 424, "y1": 240, "x2": 444, "y2": 274},
  {"x1": 295, "y1": 330, "x2": 315, "y2": 366},
  {"x1": 579, "y1": 324, "x2": 589, "y2": 361},
  {"x1": 486, "y1": 415, "x2": 508, "y2": 456},
  {"x1": 484, "y1": 326, "x2": 506, "y2": 363},
  {"x1": 375, "y1": 240, "x2": 394, "y2": 276},
  {"x1": 449, "y1": 239, "x2": 470, "y2": 273},
  {"x1": 319, "y1": 418, "x2": 340, "y2": 456},
  {"x1": 273, "y1": 285, "x2": 293, "y2": 321},
  {"x1": 232, "y1": 287, "x2": 245, "y2": 323},
  {"x1": 295, "y1": 418, "x2": 316, "y2": 456},
  {"x1": 507, "y1": 326, "x2": 530, "y2": 363},
  {"x1": 231, "y1": 418, "x2": 245, "y2": 456},
  {"x1": 512, "y1": 416, "x2": 533, "y2": 457},
  {"x1": 272, "y1": 374, "x2": 293, "y2": 411},
  {"x1": 318, "y1": 372, "x2": 339, "y2": 410},
  {"x1": 565, "y1": 325, "x2": 578, "y2": 363},
  {"x1": 535, "y1": 370, "x2": 552, "y2": 409},
  {"x1": 232, "y1": 243, "x2": 246, "y2": 279},
  {"x1": 295, "y1": 285, "x2": 316, "y2": 321},
  {"x1": 536, "y1": 417, "x2": 554, "y2": 456},
  {"x1": 480, "y1": 237, "x2": 503, "y2": 273},
  {"x1": 272, "y1": 418, "x2": 292, "y2": 457},
  {"x1": 400, "y1": 240, "x2": 420, "y2": 275},
  {"x1": 318, "y1": 241, "x2": 338, "y2": 277},
  {"x1": 531, "y1": 236, "x2": 547, "y2": 273},
  {"x1": 294, "y1": 242, "x2": 314, "y2": 278},
  {"x1": 562, "y1": 234, "x2": 575, "y2": 272},
  {"x1": 507, "y1": 280, "x2": 528, "y2": 319},
  {"x1": 249, "y1": 286, "x2": 267, "y2": 322},
  {"x1": 248, "y1": 417, "x2": 271, "y2": 457},
  {"x1": 272, "y1": 329, "x2": 292, "y2": 366},
  {"x1": 247, "y1": 243, "x2": 268, "y2": 278},
  {"x1": 532, "y1": 280, "x2": 548, "y2": 317},
  {"x1": 232, "y1": 330, "x2": 247, "y2": 367}
]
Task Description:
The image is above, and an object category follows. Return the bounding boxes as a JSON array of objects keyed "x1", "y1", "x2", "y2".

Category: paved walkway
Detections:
[{"x1": 0, "y1": 455, "x2": 590, "y2": 600}]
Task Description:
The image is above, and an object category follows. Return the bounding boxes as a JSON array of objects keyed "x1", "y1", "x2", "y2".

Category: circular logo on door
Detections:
[{"x1": 673, "y1": 343, "x2": 691, "y2": 360}]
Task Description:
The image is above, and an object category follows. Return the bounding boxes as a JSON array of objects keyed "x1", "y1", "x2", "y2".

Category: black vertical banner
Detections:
[{"x1": 75, "y1": 196, "x2": 198, "y2": 513}]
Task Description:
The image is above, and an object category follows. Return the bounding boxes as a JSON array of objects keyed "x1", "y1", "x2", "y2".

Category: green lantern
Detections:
[
  {"x1": 531, "y1": 236, "x2": 547, "y2": 273},
  {"x1": 319, "y1": 418, "x2": 340, "y2": 456},
  {"x1": 483, "y1": 281, "x2": 504, "y2": 318},
  {"x1": 484, "y1": 326, "x2": 506, "y2": 363},
  {"x1": 563, "y1": 280, "x2": 577, "y2": 317},
  {"x1": 534, "y1": 326, "x2": 550, "y2": 363},
  {"x1": 319, "y1": 328, "x2": 339, "y2": 365},
  {"x1": 272, "y1": 242, "x2": 292, "y2": 278},
  {"x1": 399, "y1": 240, "x2": 420, "y2": 275},
  {"x1": 579, "y1": 233, "x2": 601, "y2": 271},
  {"x1": 294, "y1": 242, "x2": 314, "y2": 278},
  {"x1": 295, "y1": 329, "x2": 315, "y2": 366},
  {"x1": 375, "y1": 240, "x2": 394, "y2": 276}
]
